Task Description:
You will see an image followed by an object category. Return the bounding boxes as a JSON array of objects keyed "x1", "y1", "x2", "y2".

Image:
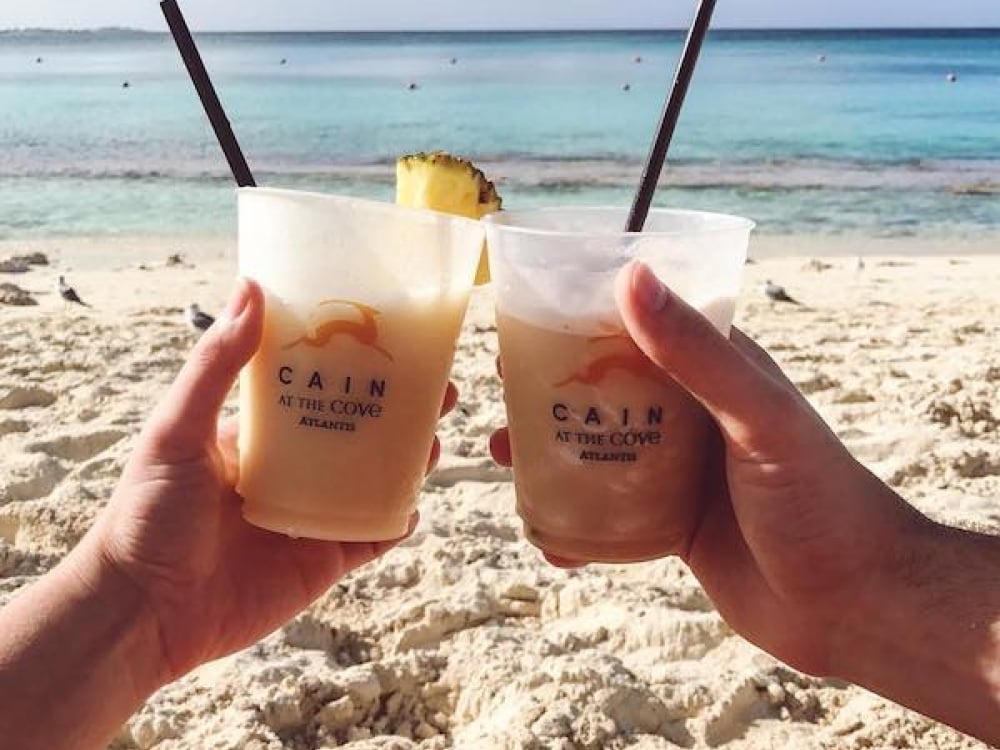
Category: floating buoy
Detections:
[
  {"x1": 280, "y1": 58, "x2": 288, "y2": 65},
  {"x1": 946, "y1": 72, "x2": 958, "y2": 83},
  {"x1": 817, "y1": 54, "x2": 827, "y2": 63},
  {"x1": 407, "y1": 82, "x2": 419, "y2": 90},
  {"x1": 633, "y1": 55, "x2": 643, "y2": 64},
  {"x1": 450, "y1": 57, "x2": 458, "y2": 65},
  {"x1": 621, "y1": 83, "x2": 632, "y2": 92},
  {"x1": 122, "y1": 81, "x2": 131, "y2": 89}
]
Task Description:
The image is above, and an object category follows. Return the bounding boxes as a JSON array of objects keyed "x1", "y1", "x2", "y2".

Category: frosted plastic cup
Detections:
[
  {"x1": 236, "y1": 188, "x2": 485, "y2": 541},
  {"x1": 485, "y1": 208, "x2": 754, "y2": 564}
]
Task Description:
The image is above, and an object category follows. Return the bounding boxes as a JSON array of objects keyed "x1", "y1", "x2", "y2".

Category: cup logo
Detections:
[
  {"x1": 554, "y1": 334, "x2": 660, "y2": 388},
  {"x1": 284, "y1": 300, "x2": 394, "y2": 362}
]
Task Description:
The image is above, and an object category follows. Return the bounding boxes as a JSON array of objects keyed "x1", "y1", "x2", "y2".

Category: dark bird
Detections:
[
  {"x1": 58, "y1": 276, "x2": 90, "y2": 308},
  {"x1": 946, "y1": 72, "x2": 958, "y2": 83},
  {"x1": 407, "y1": 81, "x2": 419, "y2": 90},
  {"x1": 187, "y1": 304, "x2": 215, "y2": 334},
  {"x1": 449, "y1": 57, "x2": 458, "y2": 65},
  {"x1": 280, "y1": 58, "x2": 288, "y2": 65},
  {"x1": 621, "y1": 83, "x2": 632, "y2": 92},
  {"x1": 122, "y1": 81, "x2": 131, "y2": 89},
  {"x1": 764, "y1": 280, "x2": 801, "y2": 305}
]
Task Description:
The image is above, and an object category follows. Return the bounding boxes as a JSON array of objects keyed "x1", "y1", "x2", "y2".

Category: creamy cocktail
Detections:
[
  {"x1": 486, "y1": 208, "x2": 752, "y2": 563},
  {"x1": 237, "y1": 188, "x2": 484, "y2": 541}
]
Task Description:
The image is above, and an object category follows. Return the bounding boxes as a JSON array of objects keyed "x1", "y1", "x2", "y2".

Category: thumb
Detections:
[
  {"x1": 145, "y1": 278, "x2": 264, "y2": 461},
  {"x1": 614, "y1": 261, "x2": 795, "y2": 454}
]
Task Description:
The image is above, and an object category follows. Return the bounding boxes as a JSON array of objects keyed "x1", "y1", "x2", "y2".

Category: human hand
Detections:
[
  {"x1": 78, "y1": 279, "x2": 455, "y2": 686},
  {"x1": 490, "y1": 261, "x2": 930, "y2": 675}
]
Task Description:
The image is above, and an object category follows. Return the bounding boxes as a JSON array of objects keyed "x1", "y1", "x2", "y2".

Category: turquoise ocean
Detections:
[{"x1": 0, "y1": 28, "x2": 998, "y2": 240}]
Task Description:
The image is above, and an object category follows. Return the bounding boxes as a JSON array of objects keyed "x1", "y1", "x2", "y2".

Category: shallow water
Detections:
[{"x1": 0, "y1": 28, "x2": 998, "y2": 239}]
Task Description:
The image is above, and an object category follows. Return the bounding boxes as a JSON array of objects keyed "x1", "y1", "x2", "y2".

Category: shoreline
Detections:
[{"x1": 1, "y1": 232, "x2": 999, "y2": 269}]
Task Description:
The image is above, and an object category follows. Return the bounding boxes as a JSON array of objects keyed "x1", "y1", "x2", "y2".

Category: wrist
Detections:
[
  {"x1": 828, "y1": 512, "x2": 1000, "y2": 743},
  {"x1": 60, "y1": 533, "x2": 171, "y2": 704},
  {"x1": 0, "y1": 531, "x2": 171, "y2": 750},
  {"x1": 827, "y1": 499, "x2": 940, "y2": 679}
]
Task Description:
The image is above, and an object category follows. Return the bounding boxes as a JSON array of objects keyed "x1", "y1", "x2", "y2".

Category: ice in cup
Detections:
[
  {"x1": 236, "y1": 188, "x2": 484, "y2": 541},
  {"x1": 486, "y1": 208, "x2": 754, "y2": 563}
]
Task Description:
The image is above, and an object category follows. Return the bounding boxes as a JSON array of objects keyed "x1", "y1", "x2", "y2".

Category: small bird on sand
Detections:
[
  {"x1": 58, "y1": 276, "x2": 90, "y2": 308},
  {"x1": 764, "y1": 280, "x2": 801, "y2": 305},
  {"x1": 187, "y1": 304, "x2": 216, "y2": 334}
]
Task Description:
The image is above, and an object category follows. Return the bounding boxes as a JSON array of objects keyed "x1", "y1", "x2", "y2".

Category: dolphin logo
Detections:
[
  {"x1": 284, "y1": 299, "x2": 394, "y2": 362},
  {"x1": 554, "y1": 334, "x2": 661, "y2": 387}
]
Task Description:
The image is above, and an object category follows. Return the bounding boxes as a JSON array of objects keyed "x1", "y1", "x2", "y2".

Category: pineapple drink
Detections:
[
  {"x1": 486, "y1": 208, "x2": 753, "y2": 563},
  {"x1": 237, "y1": 188, "x2": 484, "y2": 541}
]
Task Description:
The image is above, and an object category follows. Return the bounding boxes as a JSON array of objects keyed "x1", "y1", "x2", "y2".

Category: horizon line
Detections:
[{"x1": 3, "y1": 24, "x2": 1000, "y2": 34}]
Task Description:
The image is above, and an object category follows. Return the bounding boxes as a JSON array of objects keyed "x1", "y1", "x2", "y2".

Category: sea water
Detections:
[{"x1": 0, "y1": 28, "x2": 998, "y2": 240}]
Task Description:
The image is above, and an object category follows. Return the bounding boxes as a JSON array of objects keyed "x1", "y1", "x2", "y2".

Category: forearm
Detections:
[
  {"x1": 833, "y1": 520, "x2": 1000, "y2": 744},
  {"x1": 0, "y1": 538, "x2": 165, "y2": 750}
]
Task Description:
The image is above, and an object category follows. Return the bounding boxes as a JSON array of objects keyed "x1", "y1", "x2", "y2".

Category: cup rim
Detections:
[
  {"x1": 484, "y1": 206, "x2": 756, "y2": 239},
  {"x1": 237, "y1": 186, "x2": 484, "y2": 231}
]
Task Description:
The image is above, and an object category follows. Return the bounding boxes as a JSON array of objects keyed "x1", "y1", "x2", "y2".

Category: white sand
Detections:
[{"x1": 0, "y1": 235, "x2": 997, "y2": 749}]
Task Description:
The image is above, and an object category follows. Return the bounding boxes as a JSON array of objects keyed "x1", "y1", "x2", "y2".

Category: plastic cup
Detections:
[
  {"x1": 236, "y1": 188, "x2": 484, "y2": 541},
  {"x1": 485, "y1": 207, "x2": 754, "y2": 563}
]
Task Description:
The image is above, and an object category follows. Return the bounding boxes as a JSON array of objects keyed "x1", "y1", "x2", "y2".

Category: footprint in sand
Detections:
[
  {"x1": 0, "y1": 540, "x2": 18, "y2": 576},
  {"x1": 25, "y1": 428, "x2": 128, "y2": 463},
  {"x1": 0, "y1": 455, "x2": 69, "y2": 505},
  {"x1": 427, "y1": 456, "x2": 513, "y2": 488},
  {"x1": 701, "y1": 667, "x2": 822, "y2": 745},
  {"x1": 951, "y1": 451, "x2": 1000, "y2": 479},
  {"x1": 0, "y1": 386, "x2": 57, "y2": 410},
  {"x1": 72, "y1": 455, "x2": 123, "y2": 482},
  {"x1": 0, "y1": 511, "x2": 19, "y2": 544},
  {"x1": 281, "y1": 613, "x2": 337, "y2": 652},
  {"x1": 0, "y1": 419, "x2": 30, "y2": 438},
  {"x1": 833, "y1": 389, "x2": 876, "y2": 405},
  {"x1": 796, "y1": 373, "x2": 839, "y2": 395},
  {"x1": 888, "y1": 460, "x2": 930, "y2": 487},
  {"x1": 607, "y1": 608, "x2": 732, "y2": 660}
]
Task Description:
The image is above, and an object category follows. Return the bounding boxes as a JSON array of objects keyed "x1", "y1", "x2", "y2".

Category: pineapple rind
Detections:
[{"x1": 397, "y1": 151, "x2": 502, "y2": 218}]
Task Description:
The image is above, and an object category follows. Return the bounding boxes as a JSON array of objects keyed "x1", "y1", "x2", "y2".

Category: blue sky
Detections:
[{"x1": 2, "y1": 0, "x2": 999, "y2": 31}]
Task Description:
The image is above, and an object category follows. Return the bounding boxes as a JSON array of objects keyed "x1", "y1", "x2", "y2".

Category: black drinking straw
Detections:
[
  {"x1": 160, "y1": 0, "x2": 256, "y2": 187},
  {"x1": 625, "y1": 0, "x2": 717, "y2": 232}
]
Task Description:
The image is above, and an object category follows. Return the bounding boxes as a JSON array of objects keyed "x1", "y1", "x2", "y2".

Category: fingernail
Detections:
[
  {"x1": 217, "y1": 278, "x2": 252, "y2": 326},
  {"x1": 631, "y1": 262, "x2": 668, "y2": 312}
]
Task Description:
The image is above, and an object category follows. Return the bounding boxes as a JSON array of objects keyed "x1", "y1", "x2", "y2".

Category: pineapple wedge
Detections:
[{"x1": 396, "y1": 151, "x2": 502, "y2": 285}]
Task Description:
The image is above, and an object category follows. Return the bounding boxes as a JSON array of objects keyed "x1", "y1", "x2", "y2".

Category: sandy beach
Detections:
[{"x1": 1, "y1": 234, "x2": 998, "y2": 749}]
